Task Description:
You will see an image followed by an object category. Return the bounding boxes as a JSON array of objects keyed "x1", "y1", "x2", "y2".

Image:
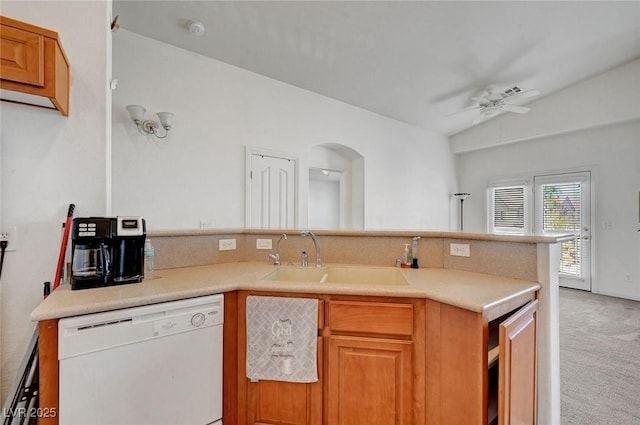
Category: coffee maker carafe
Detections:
[{"x1": 70, "y1": 217, "x2": 146, "y2": 290}]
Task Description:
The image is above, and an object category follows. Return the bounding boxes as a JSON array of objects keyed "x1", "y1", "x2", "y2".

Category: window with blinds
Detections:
[{"x1": 489, "y1": 185, "x2": 527, "y2": 234}]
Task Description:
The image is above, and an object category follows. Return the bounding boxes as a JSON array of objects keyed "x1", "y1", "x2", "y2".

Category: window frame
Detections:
[{"x1": 487, "y1": 181, "x2": 532, "y2": 234}]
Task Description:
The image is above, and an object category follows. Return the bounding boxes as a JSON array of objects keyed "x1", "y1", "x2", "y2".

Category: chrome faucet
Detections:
[
  {"x1": 268, "y1": 233, "x2": 287, "y2": 266},
  {"x1": 300, "y1": 231, "x2": 322, "y2": 268}
]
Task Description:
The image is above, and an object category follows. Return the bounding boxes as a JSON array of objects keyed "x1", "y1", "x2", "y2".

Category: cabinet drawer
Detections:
[{"x1": 328, "y1": 301, "x2": 413, "y2": 337}]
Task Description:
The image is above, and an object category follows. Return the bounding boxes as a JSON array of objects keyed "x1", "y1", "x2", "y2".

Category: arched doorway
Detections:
[{"x1": 308, "y1": 143, "x2": 364, "y2": 229}]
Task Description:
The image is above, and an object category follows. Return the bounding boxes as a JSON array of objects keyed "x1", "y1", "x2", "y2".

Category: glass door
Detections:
[{"x1": 534, "y1": 172, "x2": 592, "y2": 291}]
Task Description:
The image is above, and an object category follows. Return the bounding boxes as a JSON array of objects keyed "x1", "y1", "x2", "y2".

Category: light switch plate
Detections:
[
  {"x1": 219, "y1": 238, "x2": 236, "y2": 251},
  {"x1": 450, "y1": 243, "x2": 470, "y2": 257},
  {"x1": 256, "y1": 239, "x2": 273, "y2": 250}
]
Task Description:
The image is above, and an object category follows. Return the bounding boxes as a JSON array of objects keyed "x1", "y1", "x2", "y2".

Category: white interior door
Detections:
[
  {"x1": 534, "y1": 172, "x2": 592, "y2": 291},
  {"x1": 248, "y1": 153, "x2": 296, "y2": 228}
]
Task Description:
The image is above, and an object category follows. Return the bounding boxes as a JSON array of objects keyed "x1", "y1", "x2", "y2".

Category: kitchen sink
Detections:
[
  {"x1": 325, "y1": 267, "x2": 408, "y2": 285},
  {"x1": 261, "y1": 266, "x2": 408, "y2": 285},
  {"x1": 261, "y1": 267, "x2": 328, "y2": 283}
]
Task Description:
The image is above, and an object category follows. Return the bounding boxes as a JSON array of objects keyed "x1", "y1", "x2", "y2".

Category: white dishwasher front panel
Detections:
[{"x1": 58, "y1": 294, "x2": 223, "y2": 425}]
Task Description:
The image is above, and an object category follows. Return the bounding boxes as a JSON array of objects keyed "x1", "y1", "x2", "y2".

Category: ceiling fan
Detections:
[{"x1": 451, "y1": 85, "x2": 541, "y2": 124}]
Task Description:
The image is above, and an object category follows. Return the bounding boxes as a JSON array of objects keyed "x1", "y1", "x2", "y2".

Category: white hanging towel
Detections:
[{"x1": 246, "y1": 296, "x2": 318, "y2": 383}]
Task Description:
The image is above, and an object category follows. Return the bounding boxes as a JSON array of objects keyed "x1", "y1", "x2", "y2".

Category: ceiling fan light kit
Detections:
[{"x1": 480, "y1": 106, "x2": 502, "y2": 117}]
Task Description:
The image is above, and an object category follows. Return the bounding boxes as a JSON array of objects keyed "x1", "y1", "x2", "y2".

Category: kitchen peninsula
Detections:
[{"x1": 31, "y1": 230, "x2": 570, "y2": 425}]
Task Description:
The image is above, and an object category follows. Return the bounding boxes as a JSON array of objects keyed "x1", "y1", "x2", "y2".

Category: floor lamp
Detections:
[{"x1": 454, "y1": 193, "x2": 471, "y2": 231}]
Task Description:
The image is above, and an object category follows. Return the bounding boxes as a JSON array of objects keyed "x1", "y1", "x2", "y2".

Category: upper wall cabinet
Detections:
[{"x1": 0, "y1": 16, "x2": 69, "y2": 116}]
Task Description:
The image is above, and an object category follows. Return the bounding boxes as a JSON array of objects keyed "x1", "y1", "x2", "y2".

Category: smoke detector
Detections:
[{"x1": 188, "y1": 20, "x2": 205, "y2": 36}]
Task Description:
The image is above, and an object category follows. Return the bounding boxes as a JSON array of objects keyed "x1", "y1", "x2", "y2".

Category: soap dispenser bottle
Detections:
[
  {"x1": 411, "y1": 236, "x2": 420, "y2": 269},
  {"x1": 401, "y1": 244, "x2": 410, "y2": 268}
]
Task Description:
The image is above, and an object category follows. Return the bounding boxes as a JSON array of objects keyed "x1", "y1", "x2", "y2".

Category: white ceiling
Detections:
[{"x1": 113, "y1": 1, "x2": 640, "y2": 136}]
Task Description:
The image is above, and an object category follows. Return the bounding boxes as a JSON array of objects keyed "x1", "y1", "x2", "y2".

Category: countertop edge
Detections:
[
  {"x1": 148, "y1": 228, "x2": 574, "y2": 244},
  {"x1": 30, "y1": 263, "x2": 541, "y2": 322},
  {"x1": 31, "y1": 283, "x2": 242, "y2": 321}
]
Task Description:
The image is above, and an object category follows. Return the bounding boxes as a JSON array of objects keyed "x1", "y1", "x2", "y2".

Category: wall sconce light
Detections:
[{"x1": 125, "y1": 105, "x2": 174, "y2": 139}]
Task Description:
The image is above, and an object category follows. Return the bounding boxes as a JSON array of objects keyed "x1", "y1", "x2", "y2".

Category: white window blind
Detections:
[
  {"x1": 541, "y1": 182, "x2": 582, "y2": 276},
  {"x1": 489, "y1": 185, "x2": 527, "y2": 233},
  {"x1": 541, "y1": 183, "x2": 581, "y2": 232}
]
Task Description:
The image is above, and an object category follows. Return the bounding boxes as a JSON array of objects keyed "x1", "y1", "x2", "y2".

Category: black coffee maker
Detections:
[{"x1": 70, "y1": 217, "x2": 146, "y2": 290}]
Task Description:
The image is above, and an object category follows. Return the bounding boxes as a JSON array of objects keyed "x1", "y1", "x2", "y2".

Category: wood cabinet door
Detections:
[
  {"x1": 499, "y1": 299, "x2": 538, "y2": 425},
  {"x1": 245, "y1": 336, "x2": 323, "y2": 425},
  {"x1": 0, "y1": 24, "x2": 44, "y2": 86},
  {"x1": 327, "y1": 335, "x2": 413, "y2": 425}
]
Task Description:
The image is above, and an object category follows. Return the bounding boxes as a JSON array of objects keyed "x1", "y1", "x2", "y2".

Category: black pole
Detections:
[{"x1": 454, "y1": 193, "x2": 470, "y2": 232}]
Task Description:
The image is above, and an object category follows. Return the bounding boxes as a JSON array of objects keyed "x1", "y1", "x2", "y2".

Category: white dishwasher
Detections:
[{"x1": 58, "y1": 294, "x2": 223, "y2": 425}]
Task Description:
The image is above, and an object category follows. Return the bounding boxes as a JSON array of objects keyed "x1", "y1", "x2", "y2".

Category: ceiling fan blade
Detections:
[
  {"x1": 502, "y1": 104, "x2": 531, "y2": 114},
  {"x1": 444, "y1": 106, "x2": 481, "y2": 117}
]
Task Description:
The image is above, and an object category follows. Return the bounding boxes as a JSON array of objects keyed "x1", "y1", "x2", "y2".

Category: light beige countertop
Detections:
[{"x1": 31, "y1": 262, "x2": 540, "y2": 321}]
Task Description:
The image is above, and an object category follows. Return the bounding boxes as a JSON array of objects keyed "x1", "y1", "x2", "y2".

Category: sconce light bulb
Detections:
[
  {"x1": 156, "y1": 112, "x2": 174, "y2": 131},
  {"x1": 125, "y1": 104, "x2": 146, "y2": 124}
]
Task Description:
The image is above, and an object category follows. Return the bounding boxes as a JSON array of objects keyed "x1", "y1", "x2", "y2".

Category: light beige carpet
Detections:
[{"x1": 560, "y1": 288, "x2": 640, "y2": 424}]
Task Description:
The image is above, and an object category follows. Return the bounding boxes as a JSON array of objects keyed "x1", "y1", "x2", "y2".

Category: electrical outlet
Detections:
[
  {"x1": 624, "y1": 274, "x2": 633, "y2": 283},
  {"x1": 0, "y1": 226, "x2": 17, "y2": 252},
  {"x1": 219, "y1": 238, "x2": 236, "y2": 251},
  {"x1": 450, "y1": 243, "x2": 470, "y2": 257},
  {"x1": 256, "y1": 239, "x2": 273, "y2": 250}
]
